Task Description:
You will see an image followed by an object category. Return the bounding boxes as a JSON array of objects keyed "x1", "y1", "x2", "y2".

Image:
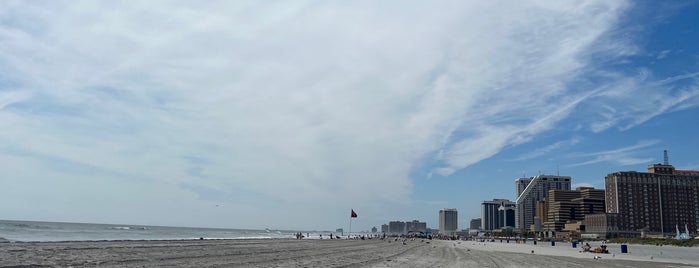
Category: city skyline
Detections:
[{"x1": 1, "y1": 1, "x2": 698, "y2": 231}]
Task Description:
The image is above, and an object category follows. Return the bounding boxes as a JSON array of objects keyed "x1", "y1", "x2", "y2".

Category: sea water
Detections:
[{"x1": 0, "y1": 220, "x2": 316, "y2": 242}]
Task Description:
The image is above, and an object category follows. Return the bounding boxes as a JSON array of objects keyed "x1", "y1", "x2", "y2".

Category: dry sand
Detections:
[
  {"x1": 455, "y1": 240, "x2": 699, "y2": 266},
  {"x1": 0, "y1": 238, "x2": 695, "y2": 267}
]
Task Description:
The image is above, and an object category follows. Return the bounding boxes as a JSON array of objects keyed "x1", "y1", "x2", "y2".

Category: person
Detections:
[
  {"x1": 320, "y1": 234, "x2": 323, "y2": 239},
  {"x1": 330, "y1": 233, "x2": 333, "y2": 239}
]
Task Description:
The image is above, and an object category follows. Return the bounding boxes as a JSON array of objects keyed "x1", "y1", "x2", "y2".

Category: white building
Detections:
[{"x1": 439, "y1": 208, "x2": 458, "y2": 235}]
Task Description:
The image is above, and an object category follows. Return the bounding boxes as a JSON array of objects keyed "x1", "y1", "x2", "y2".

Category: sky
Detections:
[{"x1": 1, "y1": 1, "x2": 698, "y2": 232}]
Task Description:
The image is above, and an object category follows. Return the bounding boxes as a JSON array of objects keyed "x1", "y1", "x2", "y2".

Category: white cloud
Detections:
[
  {"x1": 513, "y1": 137, "x2": 582, "y2": 161},
  {"x1": 0, "y1": 90, "x2": 32, "y2": 109},
  {"x1": 566, "y1": 140, "x2": 660, "y2": 167},
  {"x1": 580, "y1": 71, "x2": 699, "y2": 133},
  {"x1": 656, "y1": 49, "x2": 672, "y2": 59},
  {"x1": 1, "y1": 1, "x2": 695, "y2": 229}
]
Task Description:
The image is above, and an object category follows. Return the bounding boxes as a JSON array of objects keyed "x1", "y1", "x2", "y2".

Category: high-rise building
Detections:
[
  {"x1": 543, "y1": 187, "x2": 605, "y2": 231},
  {"x1": 381, "y1": 224, "x2": 389, "y2": 233},
  {"x1": 371, "y1": 226, "x2": 378, "y2": 233},
  {"x1": 439, "y1": 208, "x2": 458, "y2": 235},
  {"x1": 481, "y1": 199, "x2": 515, "y2": 230},
  {"x1": 535, "y1": 200, "x2": 548, "y2": 225},
  {"x1": 605, "y1": 155, "x2": 699, "y2": 236},
  {"x1": 516, "y1": 178, "x2": 532, "y2": 198},
  {"x1": 406, "y1": 220, "x2": 427, "y2": 233},
  {"x1": 470, "y1": 218, "x2": 482, "y2": 230},
  {"x1": 388, "y1": 221, "x2": 406, "y2": 234},
  {"x1": 499, "y1": 205, "x2": 516, "y2": 229},
  {"x1": 515, "y1": 174, "x2": 572, "y2": 232}
]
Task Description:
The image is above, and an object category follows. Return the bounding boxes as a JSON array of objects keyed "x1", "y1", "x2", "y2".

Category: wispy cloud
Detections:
[
  {"x1": 512, "y1": 137, "x2": 582, "y2": 161},
  {"x1": 656, "y1": 49, "x2": 672, "y2": 59},
  {"x1": 1, "y1": 1, "x2": 695, "y2": 228},
  {"x1": 580, "y1": 71, "x2": 699, "y2": 133},
  {"x1": 566, "y1": 140, "x2": 660, "y2": 167},
  {"x1": 428, "y1": 2, "x2": 634, "y2": 176}
]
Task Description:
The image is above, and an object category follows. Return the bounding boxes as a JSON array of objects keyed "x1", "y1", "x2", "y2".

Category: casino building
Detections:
[{"x1": 604, "y1": 151, "x2": 699, "y2": 236}]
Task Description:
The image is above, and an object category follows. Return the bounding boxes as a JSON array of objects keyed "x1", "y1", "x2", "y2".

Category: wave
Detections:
[
  {"x1": 11, "y1": 223, "x2": 52, "y2": 229},
  {"x1": 210, "y1": 236, "x2": 275, "y2": 240}
]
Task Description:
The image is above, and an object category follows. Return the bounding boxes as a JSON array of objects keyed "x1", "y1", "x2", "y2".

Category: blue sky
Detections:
[{"x1": 1, "y1": 1, "x2": 698, "y2": 231}]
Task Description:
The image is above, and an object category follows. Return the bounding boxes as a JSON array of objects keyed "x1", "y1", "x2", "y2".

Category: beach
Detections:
[{"x1": 1, "y1": 238, "x2": 696, "y2": 267}]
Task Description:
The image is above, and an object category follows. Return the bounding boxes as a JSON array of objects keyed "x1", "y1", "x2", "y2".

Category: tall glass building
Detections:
[
  {"x1": 439, "y1": 208, "x2": 458, "y2": 235},
  {"x1": 515, "y1": 175, "x2": 572, "y2": 232}
]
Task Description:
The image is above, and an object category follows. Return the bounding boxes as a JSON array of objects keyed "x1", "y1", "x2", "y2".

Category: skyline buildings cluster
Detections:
[
  {"x1": 515, "y1": 175, "x2": 572, "y2": 232},
  {"x1": 379, "y1": 220, "x2": 427, "y2": 235},
  {"x1": 463, "y1": 151, "x2": 699, "y2": 239},
  {"x1": 542, "y1": 187, "x2": 605, "y2": 232}
]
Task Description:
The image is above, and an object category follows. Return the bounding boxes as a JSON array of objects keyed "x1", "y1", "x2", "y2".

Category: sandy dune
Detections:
[{"x1": 0, "y1": 239, "x2": 694, "y2": 267}]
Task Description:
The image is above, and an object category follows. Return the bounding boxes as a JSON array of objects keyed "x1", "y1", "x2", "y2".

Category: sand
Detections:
[{"x1": 0, "y1": 238, "x2": 695, "y2": 267}]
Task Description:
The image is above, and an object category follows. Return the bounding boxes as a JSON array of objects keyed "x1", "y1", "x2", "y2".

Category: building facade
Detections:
[
  {"x1": 534, "y1": 199, "x2": 548, "y2": 232},
  {"x1": 481, "y1": 199, "x2": 515, "y2": 230},
  {"x1": 584, "y1": 213, "x2": 620, "y2": 238},
  {"x1": 605, "y1": 162, "x2": 699, "y2": 236},
  {"x1": 544, "y1": 187, "x2": 605, "y2": 231},
  {"x1": 516, "y1": 178, "x2": 532, "y2": 198},
  {"x1": 439, "y1": 208, "x2": 458, "y2": 235},
  {"x1": 406, "y1": 220, "x2": 427, "y2": 233},
  {"x1": 515, "y1": 175, "x2": 572, "y2": 232},
  {"x1": 500, "y1": 205, "x2": 516, "y2": 229},
  {"x1": 388, "y1": 221, "x2": 406, "y2": 234},
  {"x1": 470, "y1": 218, "x2": 482, "y2": 230}
]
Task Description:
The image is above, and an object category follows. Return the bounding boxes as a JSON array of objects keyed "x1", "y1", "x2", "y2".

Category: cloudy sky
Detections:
[{"x1": 1, "y1": 1, "x2": 698, "y2": 231}]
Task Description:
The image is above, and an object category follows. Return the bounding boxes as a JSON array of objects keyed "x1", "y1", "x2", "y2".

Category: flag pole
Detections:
[{"x1": 349, "y1": 216, "x2": 352, "y2": 238}]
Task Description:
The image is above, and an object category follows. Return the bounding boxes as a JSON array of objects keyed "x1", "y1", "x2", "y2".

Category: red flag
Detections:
[{"x1": 351, "y1": 209, "x2": 357, "y2": 218}]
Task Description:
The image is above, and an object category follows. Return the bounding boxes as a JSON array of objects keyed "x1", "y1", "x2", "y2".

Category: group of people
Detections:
[
  {"x1": 582, "y1": 242, "x2": 609, "y2": 254},
  {"x1": 296, "y1": 233, "x2": 386, "y2": 240},
  {"x1": 296, "y1": 233, "x2": 341, "y2": 239},
  {"x1": 320, "y1": 233, "x2": 337, "y2": 239}
]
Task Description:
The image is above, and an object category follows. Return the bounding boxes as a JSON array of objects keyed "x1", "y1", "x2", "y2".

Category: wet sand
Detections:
[{"x1": 0, "y1": 238, "x2": 694, "y2": 267}]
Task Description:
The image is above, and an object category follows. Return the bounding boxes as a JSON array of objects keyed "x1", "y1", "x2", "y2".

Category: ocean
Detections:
[{"x1": 0, "y1": 220, "x2": 316, "y2": 242}]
